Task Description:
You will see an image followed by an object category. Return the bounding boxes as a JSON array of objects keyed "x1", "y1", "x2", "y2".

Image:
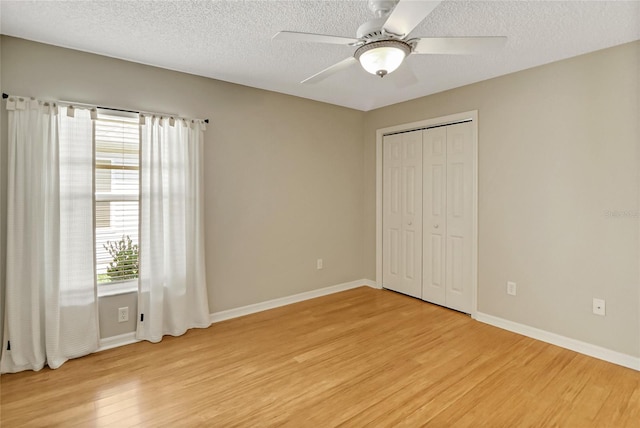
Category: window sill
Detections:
[{"x1": 98, "y1": 280, "x2": 138, "y2": 297}]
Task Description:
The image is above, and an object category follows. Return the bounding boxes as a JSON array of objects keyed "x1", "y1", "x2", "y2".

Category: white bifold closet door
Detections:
[
  {"x1": 422, "y1": 122, "x2": 473, "y2": 313},
  {"x1": 383, "y1": 121, "x2": 473, "y2": 313},
  {"x1": 382, "y1": 130, "x2": 423, "y2": 298}
]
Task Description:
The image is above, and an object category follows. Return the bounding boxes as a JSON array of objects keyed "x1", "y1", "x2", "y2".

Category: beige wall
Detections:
[
  {"x1": 363, "y1": 41, "x2": 640, "y2": 356},
  {"x1": 0, "y1": 36, "x2": 366, "y2": 338},
  {"x1": 1, "y1": 35, "x2": 639, "y2": 358}
]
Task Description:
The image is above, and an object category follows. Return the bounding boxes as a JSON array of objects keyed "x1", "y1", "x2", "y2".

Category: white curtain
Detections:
[
  {"x1": 1, "y1": 100, "x2": 99, "y2": 373},
  {"x1": 137, "y1": 116, "x2": 210, "y2": 343}
]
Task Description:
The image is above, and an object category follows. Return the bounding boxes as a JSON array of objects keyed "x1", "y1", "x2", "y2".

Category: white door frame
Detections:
[{"x1": 375, "y1": 110, "x2": 479, "y2": 318}]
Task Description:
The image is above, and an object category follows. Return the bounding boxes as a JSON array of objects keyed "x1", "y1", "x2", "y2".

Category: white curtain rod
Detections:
[{"x1": 2, "y1": 92, "x2": 209, "y2": 124}]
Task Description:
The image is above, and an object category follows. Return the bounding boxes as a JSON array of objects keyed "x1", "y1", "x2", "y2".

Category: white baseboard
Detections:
[
  {"x1": 210, "y1": 279, "x2": 377, "y2": 323},
  {"x1": 97, "y1": 279, "x2": 376, "y2": 352},
  {"x1": 475, "y1": 312, "x2": 640, "y2": 371},
  {"x1": 97, "y1": 332, "x2": 139, "y2": 352}
]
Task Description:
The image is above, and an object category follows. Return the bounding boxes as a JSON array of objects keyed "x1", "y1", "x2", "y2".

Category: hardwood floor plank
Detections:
[{"x1": 1, "y1": 287, "x2": 638, "y2": 427}]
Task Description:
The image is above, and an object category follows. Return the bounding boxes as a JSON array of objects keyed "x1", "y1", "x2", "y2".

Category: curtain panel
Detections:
[
  {"x1": 136, "y1": 116, "x2": 211, "y2": 343},
  {"x1": 1, "y1": 100, "x2": 99, "y2": 373}
]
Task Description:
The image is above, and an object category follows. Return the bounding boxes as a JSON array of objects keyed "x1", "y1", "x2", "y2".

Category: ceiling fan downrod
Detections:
[{"x1": 368, "y1": 0, "x2": 398, "y2": 18}]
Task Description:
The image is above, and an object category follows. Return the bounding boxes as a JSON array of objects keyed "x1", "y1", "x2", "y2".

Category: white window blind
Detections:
[{"x1": 95, "y1": 111, "x2": 140, "y2": 285}]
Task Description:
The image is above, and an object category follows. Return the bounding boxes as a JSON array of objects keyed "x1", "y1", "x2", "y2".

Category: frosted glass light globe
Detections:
[{"x1": 355, "y1": 40, "x2": 411, "y2": 77}]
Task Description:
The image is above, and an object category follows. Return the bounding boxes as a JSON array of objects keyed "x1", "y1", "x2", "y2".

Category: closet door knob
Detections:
[
  {"x1": 408, "y1": 221, "x2": 413, "y2": 226},
  {"x1": 434, "y1": 224, "x2": 439, "y2": 229}
]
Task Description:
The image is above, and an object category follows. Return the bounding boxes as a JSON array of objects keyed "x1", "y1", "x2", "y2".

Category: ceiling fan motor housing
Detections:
[{"x1": 356, "y1": 17, "x2": 388, "y2": 41}]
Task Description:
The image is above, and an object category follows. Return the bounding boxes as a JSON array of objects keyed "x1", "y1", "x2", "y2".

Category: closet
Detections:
[{"x1": 382, "y1": 120, "x2": 475, "y2": 314}]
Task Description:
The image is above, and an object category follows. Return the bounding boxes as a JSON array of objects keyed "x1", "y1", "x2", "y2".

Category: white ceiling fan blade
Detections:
[
  {"x1": 273, "y1": 31, "x2": 359, "y2": 45},
  {"x1": 414, "y1": 37, "x2": 507, "y2": 54},
  {"x1": 392, "y1": 63, "x2": 419, "y2": 88},
  {"x1": 301, "y1": 57, "x2": 358, "y2": 84},
  {"x1": 383, "y1": 0, "x2": 442, "y2": 38}
]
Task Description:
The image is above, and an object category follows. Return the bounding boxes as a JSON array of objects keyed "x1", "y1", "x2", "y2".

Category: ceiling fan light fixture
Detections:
[{"x1": 355, "y1": 40, "x2": 411, "y2": 77}]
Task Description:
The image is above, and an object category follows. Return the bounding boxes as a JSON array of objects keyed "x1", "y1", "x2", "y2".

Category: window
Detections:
[
  {"x1": 94, "y1": 111, "x2": 140, "y2": 292},
  {"x1": 96, "y1": 160, "x2": 112, "y2": 228}
]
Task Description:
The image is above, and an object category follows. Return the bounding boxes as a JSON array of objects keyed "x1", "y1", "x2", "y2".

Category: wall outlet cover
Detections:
[{"x1": 118, "y1": 307, "x2": 129, "y2": 323}]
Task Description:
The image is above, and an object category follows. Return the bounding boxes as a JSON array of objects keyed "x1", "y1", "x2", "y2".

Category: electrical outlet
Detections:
[
  {"x1": 592, "y1": 298, "x2": 606, "y2": 316},
  {"x1": 118, "y1": 307, "x2": 129, "y2": 323},
  {"x1": 317, "y1": 259, "x2": 323, "y2": 270},
  {"x1": 507, "y1": 281, "x2": 517, "y2": 296}
]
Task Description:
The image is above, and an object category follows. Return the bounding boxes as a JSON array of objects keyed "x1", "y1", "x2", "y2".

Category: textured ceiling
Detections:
[{"x1": 1, "y1": 0, "x2": 639, "y2": 111}]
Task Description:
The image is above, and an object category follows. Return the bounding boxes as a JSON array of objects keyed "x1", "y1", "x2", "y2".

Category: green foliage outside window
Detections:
[{"x1": 102, "y1": 235, "x2": 139, "y2": 283}]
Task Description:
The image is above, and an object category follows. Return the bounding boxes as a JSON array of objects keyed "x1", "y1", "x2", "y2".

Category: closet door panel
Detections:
[
  {"x1": 383, "y1": 131, "x2": 423, "y2": 298},
  {"x1": 383, "y1": 135, "x2": 403, "y2": 292},
  {"x1": 445, "y1": 122, "x2": 473, "y2": 313},
  {"x1": 422, "y1": 127, "x2": 447, "y2": 305},
  {"x1": 401, "y1": 131, "x2": 423, "y2": 297}
]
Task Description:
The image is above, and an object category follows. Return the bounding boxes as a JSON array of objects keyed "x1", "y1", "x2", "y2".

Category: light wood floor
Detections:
[{"x1": 1, "y1": 287, "x2": 639, "y2": 427}]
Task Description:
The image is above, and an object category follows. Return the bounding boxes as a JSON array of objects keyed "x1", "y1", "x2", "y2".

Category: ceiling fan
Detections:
[{"x1": 273, "y1": 0, "x2": 506, "y2": 84}]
